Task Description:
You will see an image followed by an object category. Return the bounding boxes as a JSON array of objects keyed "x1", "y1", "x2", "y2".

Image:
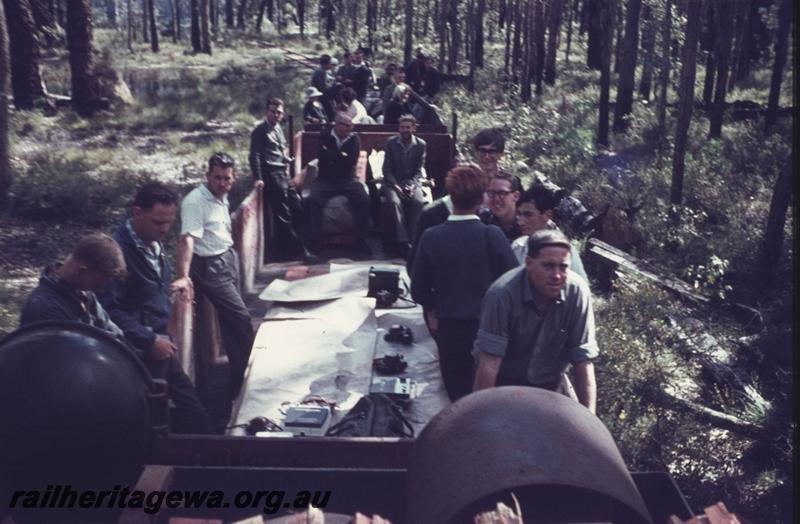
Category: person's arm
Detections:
[
  {"x1": 572, "y1": 360, "x2": 597, "y2": 414},
  {"x1": 382, "y1": 140, "x2": 398, "y2": 186},
  {"x1": 96, "y1": 277, "x2": 158, "y2": 352},
  {"x1": 409, "y1": 232, "x2": 434, "y2": 308},
  {"x1": 473, "y1": 352, "x2": 503, "y2": 391},
  {"x1": 170, "y1": 234, "x2": 195, "y2": 299}
]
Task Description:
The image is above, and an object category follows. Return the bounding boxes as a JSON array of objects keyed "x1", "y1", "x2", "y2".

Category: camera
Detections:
[
  {"x1": 368, "y1": 266, "x2": 401, "y2": 308},
  {"x1": 384, "y1": 324, "x2": 413, "y2": 345}
]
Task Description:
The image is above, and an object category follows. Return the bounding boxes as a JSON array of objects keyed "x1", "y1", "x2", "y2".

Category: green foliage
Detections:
[
  {"x1": 683, "y1": 255, "x2": 733, "y2": 300},
  {"x1": 8, "y1": 150, "x2": 150, "y2": 225}
]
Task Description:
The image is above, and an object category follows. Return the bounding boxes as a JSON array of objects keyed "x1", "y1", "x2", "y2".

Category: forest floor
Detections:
[{"x1": 1, "y1": 26, "x2": 794, "y2": 523}]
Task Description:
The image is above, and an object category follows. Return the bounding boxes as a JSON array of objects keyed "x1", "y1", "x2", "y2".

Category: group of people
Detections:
[
  {"x1": 408, "y1": 128, "x2": 598, "y2": 412},
  {"x1": 251, "y1": 96, "x2": 430, "y2": 259},
  {"x1": 19, "y1": 154, "x2": 257, "y2": 434},
  {"x1": 303, "y1": 47, "x2": 442, "y2": 126}
]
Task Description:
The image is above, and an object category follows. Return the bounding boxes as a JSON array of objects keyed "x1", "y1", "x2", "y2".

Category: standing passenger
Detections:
[
  {"x1": 172, "y1": 153, "x2": 255, "y2": 400},
  {"x1": 411, "y1": 165, "x2": 517, "y2": 401}
]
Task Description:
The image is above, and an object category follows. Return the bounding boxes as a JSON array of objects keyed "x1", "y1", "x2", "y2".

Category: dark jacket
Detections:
[
  {"x1": 20, "y1": 265, "x2": 122, "y2": 338},
  {"x1": 407, "y1": 196, "x2": 452, "y2": 274},
  {"x1": 480, "y1": 209, "x2": 523, "y2": 242},
  {"x1": 317, "y1": 130, "x2": 361, "y2": 184},
  {"x1": 303, "y1": 100, "x2": 329, "y2": 124},
  {"x1": 96, "y1": 223, "x2": 172, "y2": 352},
  {"x1": 249, "y1": 120, "x2": 289, "y2": 182},
  {"x1": 410, "y1": 219, "x2": 517, "y2": 319}
]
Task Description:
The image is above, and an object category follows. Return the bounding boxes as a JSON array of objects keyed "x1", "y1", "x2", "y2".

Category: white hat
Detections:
[
  {"x1": 304, "y1": 86, "x2": 323, "y2": 102},
  {"x1": 330, "y1": 57, "x2": 339, "y2": 66}
]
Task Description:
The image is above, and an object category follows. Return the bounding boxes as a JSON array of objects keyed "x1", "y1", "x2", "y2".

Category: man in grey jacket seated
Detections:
[{"x1": 381, "y1": 114, "x2": 428, "y2": 256}]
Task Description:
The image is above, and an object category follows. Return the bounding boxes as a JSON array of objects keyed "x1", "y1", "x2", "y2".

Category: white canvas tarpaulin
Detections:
[{"x1": 232, "y1": 262, "x2": 450, "y2": 436}]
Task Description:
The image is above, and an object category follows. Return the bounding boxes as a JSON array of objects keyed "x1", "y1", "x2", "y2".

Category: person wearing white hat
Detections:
[{"x1": 303, "y1": 86, "x2": 328, "y2": 124}]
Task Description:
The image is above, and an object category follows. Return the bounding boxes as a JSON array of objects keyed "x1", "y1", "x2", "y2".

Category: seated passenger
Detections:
[
  {"x1": 382, "y1": 66, "x2": 406, "y2": 115},
  {"x1": 384, "y1": 84, "x2": 414, "y2": 125},
  {"x1": 336, "y1": 87, "x2": 372, "y2": 124},
  {"x1": 311, "y1": 54, "x2": 337, "y2": 93},
  {"x1": 381, "y1": 114, "x2": 428, "y2": 256},
  {"x1": 411, "y1": 165, "x2": 517, "y2": 401},
  {"x1": 303, "y1": 87, "x2": 328, "y2": 124},
  {"x1": 306, "y1": 113, "x2": 371, "y2": 254},
  {"x1": 377, "y1": 62, "x2": 398, "y2": 94},
  {"x1": 512, "y1": 183, "x2": 589, "y2": 282},
  {"x1": 479, "y1": 171, "x2": 523, "y2": 241},
  {"x1": 405, "y1": 49, "x2": 441, "y2": 100},
  {"x1": 339, "y1": 47, "x2": 371, "y2": 102}
]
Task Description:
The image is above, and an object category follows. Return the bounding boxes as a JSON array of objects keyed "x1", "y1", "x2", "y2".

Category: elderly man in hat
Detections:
[{"x1": 303, "y1": 86, "x2": 328, "y2": 124}]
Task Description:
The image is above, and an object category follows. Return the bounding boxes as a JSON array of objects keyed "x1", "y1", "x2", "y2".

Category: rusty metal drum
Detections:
[{"x1": 407, "y1": 386, "x2": 653, "y2": 523}]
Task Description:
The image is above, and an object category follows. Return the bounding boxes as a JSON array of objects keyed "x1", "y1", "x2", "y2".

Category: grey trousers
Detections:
[
  {"x1": 380, "y1": 183, "x2": 426, "y2": 244},
  {"x1": 190, "y1": 248, "x2": 254, "y2": 400}
]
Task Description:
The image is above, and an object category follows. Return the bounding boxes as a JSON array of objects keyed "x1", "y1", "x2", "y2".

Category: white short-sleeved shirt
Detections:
[{"x1": 180, "y1": 184, "x2": 233, "y2": 257}]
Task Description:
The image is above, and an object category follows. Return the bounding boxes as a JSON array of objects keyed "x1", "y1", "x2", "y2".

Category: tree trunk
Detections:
[
  {"x1": 141, "y1": 0, "x2": 149, "y2": 42},
  {"x1": 224, "y1": 0, "x2": 232, "y2": 27},
  {"x1": 760, "y1": 153, "x2": 792, "y2": 286},
  {"x1": 726, "y1": 0, "x2": 749, "y2": 92},
  {"x1": 148, "y1": 0, "x2": 158, "y2": 52},
  {"x1": 504, "y1": 0, "x2": 512, "y2": 72},
  {"x1": 190, "y1": 0, "x2": 200, "y2": 51},
  {"x1": 543, "y1": 0, "x2": 561, "y2": 85},
  {"x1": 638, "y1": 3, "x2": 654, "y2": 100},
  {"x1": 174, "y1": 0, "x2": 181, "y2": 40},
  {"x1": 236, "y1": 0, "x2": 245, "y2": 29},
  {"x1": 701, "y1": 2, "x2": 715, "y2": 106},
  {"x1": 596, "y1": 0, "x2": 615, "y2": 146},
  {"x1": 670, "y1": 0, "x2": 702, "y2": 206},
  {"x1": 733, "y1": 0, "x2": 755, "y2": 86},
  {"x1": 533, "y1": 0, "x2": 545, "y2": 94},
  {"x1": 438, "y1": 0, "x2": 447, "y2": 69},
  {"x1": 565, "y1": 0, "x2": 574, "y2": 63},
  {"x1": 298, "y1": 0, "x2": 304, "y2": 36},
  {"x1": 404, "y1": 0, "x2": 413, "y2": 66},
  {"x1": 585, "y1": 0, "x2": 602, "y2": 69},
  {"x1": 764, "y1": 0, "x2": 791, "y2": 134},
  {"x1": 512, "y1": 0, "x2": 522, "y2": 73},
  {"x1": 255, "y1": 0, "x2": 266, "y2": 31},
  {"x1": 210, "y1": 0, "x2": 217, "y2": 36},
  {"x1": 127, "y1": 0, "x2": 133, "y2": 50},
  {"x1": 2, "y1": 0, "x2": 48, "y2": 109},
  {"x1": 65, "y1": 0, "x2": 104, "y2": 117},
  {"x1": 612, "y1": 1, "x2": 623, "y2": 73},
  {"x1": 520, "y1": 0, "x2": 532, "y2": 101},
  {"x1": 656, "y1": 0, "x2": 671, "y2": 133},
  {"x1": 475, "y1": 0, "x2": 485, "y2": 67},
  {"x1": 708, "y1": 0, "x2": 734, "y2": 138},
  {"x1": 200, "y1": 0, "x2": 211, "y2": 53},
  {"x1": 102, "y1": 0, "x2": 116, "y2": 26},
  {"x1": 447, "y1": 0, "x2": 459, "y2": 73},
  {"x1": 0, "y1": 0, "x2": 10, "y2": 210},
  {"x1": 613, "y1": 0, "x2": 641, "y2": 132}
]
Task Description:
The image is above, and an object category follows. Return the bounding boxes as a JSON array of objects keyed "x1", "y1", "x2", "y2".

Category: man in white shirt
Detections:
[{"x1": 172, "y1": 152, "x2": 255, "y2": 400}]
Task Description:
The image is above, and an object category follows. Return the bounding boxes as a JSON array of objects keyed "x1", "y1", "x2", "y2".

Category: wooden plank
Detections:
[{"x1": 117, "y1": 466, "x2": 175, "y2": 524}]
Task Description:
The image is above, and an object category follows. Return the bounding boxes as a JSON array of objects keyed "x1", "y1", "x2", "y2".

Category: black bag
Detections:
[{"x1": 325, "y1": 393, "x2": 414, "y2": 438}]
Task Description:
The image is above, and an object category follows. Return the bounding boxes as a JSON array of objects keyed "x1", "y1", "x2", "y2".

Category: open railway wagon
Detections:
[
  {"x1": 0, "y1": 159, "x2": 695, "y2": 524},
  {"x1": 266, "y1": 121, "x2": 459, "y2": 254}
]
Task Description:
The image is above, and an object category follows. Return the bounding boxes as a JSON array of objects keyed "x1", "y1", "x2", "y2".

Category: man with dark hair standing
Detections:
[
  {"x1": 249, "y1": 97, "x2": 317, "y2": 262},
  {"x1": 99, "y1": 183, "x2": 209, "y2": 434},
  {"x1": 381, "y1": 114, "x2": 428, "y2": 256},
  {"x1": 472, "y1": 229, "x2": 598, "y2": 413},
  {"x1": 311, "y1": 54, "x2": 336, "y2": 93},
  {"x1": 173, "y1": 153, "x2": 255, "y2": 401},
  {"x1": 411, "y1": 165, "x2": 517, "y2": 401},
  {"x1": 307, "y1": 113, "x2": 371, "y2": 254}
]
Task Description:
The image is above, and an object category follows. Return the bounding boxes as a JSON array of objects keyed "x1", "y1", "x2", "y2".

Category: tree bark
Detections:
[
  {"x1": 298, "y1": 0, "x2": 304, "y2": 36},
  {"x1": 104, "y1": 0, "x2": 117, "y2": 27},
  {"x1": 708, "y1": 0, "x2": 734, "y2": 138},
  {"x1": 565, "y1": 0, "x2": 575, "y2": 63},
  {"x1": 0, "y1": 0, "x2": 10, "y2": 210},
  {"x1": 726, "y1": 0, "x2": 749, "y2": 92},
  {"x1": 236, "y1": 0, "x2": 245, "y2": 29},
  {"x1": 764, "y1": 0, "x2": 791, "y2": 134},
  {"x1": 147, "y1": 0, "x2": 158, "y2": 52},
  {"x1": 543, "y1": 0, "x2": 561, "y2": 85},
  {"x1": 596, "y1": 0, "x2": 615, "y2": 146},
  {"x1": 190, "y1": 0, "x2": 200, "y2": 51},
  {"x1": 404, "y1": 0, "x2": 413, "y2": 66},
  {"x1": 200, "y1": 0, "x2": 211, "y2": 53},
  {"x1": 760, "y1": 153, "x2": 792, "y2": 286},
  {"x1": 613, "y1": 0, "x2": 641, "y2": 132},
  {"x1": 474, "y1": 0, "x2": 485, "y2": 67},
  {"x1": 638, "y1": 3, "x2": 654, "y2": 100},
  {"x1": 504, "y1": 0, "x2": 512, "y2": 73},
  {"x1": 141, "y1": 0, "x2": 149, "y2": 42},
  {"x1": 656, "y1": 0, "x2": 671, "y2": 133},
  {"x1": 533, "y1": 0, "x2": 545, "y2": 94},
  {"x1": 224, "y1": 0, "x2": 232, "y2": 27},
  {"x1": 173, "y1": 0, "x2": 181, "y2": 41},
  {"x1": 520, "y1": 0, "x2": 532, "y2": 101},
  {"x1": 612, "y1": 1, "x2": 623, "y2": 73},
  {"x1": 65, "y1": 0, "x2": 104, "y2": 117},
  {"x1": 512, "y1": 0, "x2": 522, "y2": 73},
  {"x1": 447, "y1": 0, "x2": 459, "y2": 73},
  {"x1": 2, "y1": 0, "x2": 48, "y2": 109},
  {"x1": 127, "y1": 0, "x2": 133, "y2": 50},
  {"x1": 585, "y1": 0, "x2": 602, "y2": 69},
  {"x1": 701, "y1": 2, "x2": 715, "y2": 106},
  {"x1": 669, "y1": 0, "x2": 702, "y2": 206}
]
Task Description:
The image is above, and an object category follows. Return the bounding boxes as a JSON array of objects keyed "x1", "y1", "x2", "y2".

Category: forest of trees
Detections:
[{"x1": 0, "y1": 0, "x2": 793, "y2": 275}]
